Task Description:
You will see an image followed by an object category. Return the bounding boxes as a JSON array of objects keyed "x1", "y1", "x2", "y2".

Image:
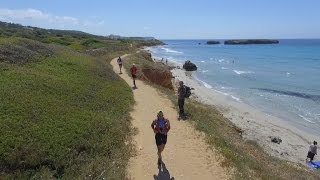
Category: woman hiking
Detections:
[
  {"x1": 151, "y1": 111, "x2": 171, "y2": 167},
  {"x1": 130, "y1": 63, "x2": 137, "y2": 88},
  {"x1": 117, "y1": 56, "x2": 123, "y2": 74}
]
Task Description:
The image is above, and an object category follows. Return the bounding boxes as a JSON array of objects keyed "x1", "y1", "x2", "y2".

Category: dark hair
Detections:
[{"x1": 314, "y1": 141, "x2": 317, "y2": 145}]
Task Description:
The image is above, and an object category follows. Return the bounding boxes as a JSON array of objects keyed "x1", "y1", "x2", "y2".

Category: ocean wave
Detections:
[
  {"x1": 161, "y1": 47, "x2": 183, "y2": 54},
  {"x1": 202, "y1": 70, "x2": 209, "y2": 73},
  {"x1": 233, "y1": 70, "x2": 254, "y2": 75},
  {"x1": 194, "y1": 76, "x2": 213, "y2": 89},
  {"x1": 298, "y1": 114, "x2": 315, "y2": 123},
  {"x1": 221, "y1": 67, "x2": 228, "y2": 70},
  {"x1": 201, "y1": 60, "x2": 205, "y2": 63},
  {"x1": 286, "y1": 72, "x2": 291, "y2": 77},
  {"x1": 214, "y1": 90, "x2": 241, "y2": 102},
  {"x1": 231, "y1": 95, "x2": 241, "y2": 102},
  {"x1": 218, "y1": 59, "x2": 225, "y2": 63}
]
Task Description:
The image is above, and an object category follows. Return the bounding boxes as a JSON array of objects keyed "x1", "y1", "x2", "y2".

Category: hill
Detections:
[{"x1": 0, "y1": 21, "x2": 162, "y2": 179}]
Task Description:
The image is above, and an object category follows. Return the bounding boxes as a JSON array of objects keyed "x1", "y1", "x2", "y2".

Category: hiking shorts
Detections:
[
  {"x1": 155, "y1": 133, "x2": 167, "y2": 146},
  {"x1": 307, "y1": 151, "x2": 316, "y2": 161},
  {"x1": 132, "y1": 74, "x2": 137, "y2": 79}
]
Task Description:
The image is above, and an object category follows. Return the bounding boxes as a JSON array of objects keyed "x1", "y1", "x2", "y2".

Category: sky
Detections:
[{"x1": 1, "y1": 0, "x2": 320, "y2": 39}]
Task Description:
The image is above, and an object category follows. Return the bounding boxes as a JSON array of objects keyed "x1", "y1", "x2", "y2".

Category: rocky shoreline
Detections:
[{"x1": 224, "y1": 39, "x2": 279, "y2": 45}]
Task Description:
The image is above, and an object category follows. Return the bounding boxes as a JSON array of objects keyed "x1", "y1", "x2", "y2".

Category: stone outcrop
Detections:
[
  {"x1": 206, "y1": 40, "x2": 220, "y2": 45},
  {"x1": 183, "y1": 60, "x2": 197, "y2": 71},
  {"x1": 224, "y1": 39, "x2": 279, "y2": 45},
  {"x1": 269, "y1": 136, "x2": 282, "y2": 144}
]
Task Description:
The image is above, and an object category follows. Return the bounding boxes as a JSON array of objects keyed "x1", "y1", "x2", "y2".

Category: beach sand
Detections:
[{"x1": 170, "y1": 66, "x2": 319, "y2": 164}]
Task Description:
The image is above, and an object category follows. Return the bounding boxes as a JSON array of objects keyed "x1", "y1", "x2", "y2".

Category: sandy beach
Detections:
[
  {"x1": 171, "y1": 66, "x2": 319, "y2": 164},
  {"x1": 148, "y1": 54, "x2": 319, "y2": 164}
]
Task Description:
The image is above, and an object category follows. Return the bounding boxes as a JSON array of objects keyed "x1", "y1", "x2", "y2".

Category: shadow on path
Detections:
[{"x1": 153, "y1": 161, "x2": 174, "y2": 180}]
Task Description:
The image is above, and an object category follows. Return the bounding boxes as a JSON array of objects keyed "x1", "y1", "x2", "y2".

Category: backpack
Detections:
[{"x1": 185, "y1": 85, "x2": 191, "y2": 98}]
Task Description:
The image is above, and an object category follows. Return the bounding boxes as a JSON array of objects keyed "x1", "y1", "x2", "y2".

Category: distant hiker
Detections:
[
  {"x1": 161, "y1": 57, "x2": 164, "y2": 62},
  {"x1": 130, "y1": 63, "x2": 138, "y2": 88},
  {"x1": 117, "y1": 56, "x2": 123, "y2": 74},
  {"x1": 306, "y1": 141, "x2": 318, "y2": 162},
  {"x1": 166, "y1": 59, "x2": 168, "y2": 65},
  {"x1": 178, "y1": 81, "x2": 186, "y2": 119},
  {"x1": 151, "y1": 111, "x2": 171, "y2": 167}
]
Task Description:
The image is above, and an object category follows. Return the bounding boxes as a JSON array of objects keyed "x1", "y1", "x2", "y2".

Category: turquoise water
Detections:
[{"x1": 147, "y1": 40, "x2": 320, "y2": 136}]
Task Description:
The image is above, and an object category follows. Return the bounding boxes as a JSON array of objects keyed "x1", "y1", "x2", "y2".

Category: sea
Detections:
[{"x1": 146, "y1": 39, "x2": 320, "y2": 136}]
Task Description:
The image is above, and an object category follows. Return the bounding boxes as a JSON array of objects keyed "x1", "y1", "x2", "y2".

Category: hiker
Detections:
[
  {"x1": 117, "y1": 56, "x2": 123, "y2": 74},
  {"x1": 178, "y1": 81, "x2": 186, "y2": 119},
  {"x1": 306, "y1": 141, "x2": 318, "y2": 162},
  {"x1": 130, "y1": 63, "x2": 137, "y2": 88},
  {"x1": 151, "y1": 111, "x2": 170, "y2": 167},
  {"x1": 166, "y1": 59, "x2": 168, "y2": 65}
]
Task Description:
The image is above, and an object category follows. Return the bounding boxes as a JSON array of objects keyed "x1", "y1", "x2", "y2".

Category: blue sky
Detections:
[{"x1": 1, "y1": 0, "x2": 320, "y2": 39}]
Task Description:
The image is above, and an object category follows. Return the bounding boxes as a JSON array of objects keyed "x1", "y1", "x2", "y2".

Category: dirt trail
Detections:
[{"x1": 111, "y1": 55, "x2": 229, "y2": 180}]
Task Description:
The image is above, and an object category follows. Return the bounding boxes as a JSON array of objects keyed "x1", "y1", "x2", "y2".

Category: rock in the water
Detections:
[
  {"x1": 270, "y1": 136, "x2": 282, "y2": 144},
  {"x1": 183, "y1": 60, "x2": 197, "y2": 71},
  {"x1": 224, "y1": 39, "x2": 279, "y2": 45},
  {"x1": 207, "y1": 40, "x2": 220, "y2": 45}
]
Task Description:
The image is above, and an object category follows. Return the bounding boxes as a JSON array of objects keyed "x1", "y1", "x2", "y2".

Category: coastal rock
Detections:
[
  {"x1": 206, "y1": 40, "x2": 220, "y2": 45},
  {"x1": 270, "y1": 136, "x2": 282, "y2": 144},
  {"x1": 224, "y1": 39, "x2": 279, "y2": 45},
  {"x1": 183, "y1": 60, "x2": 197, "y2": 71}
]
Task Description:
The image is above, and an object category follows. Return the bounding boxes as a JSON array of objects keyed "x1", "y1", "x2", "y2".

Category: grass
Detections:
[
  {"x1": 123, "y1": 51, "x2": 320, "y2": 180},
  {"x1": 0, "y1": 37, "x2": 137, "y2": 179}
]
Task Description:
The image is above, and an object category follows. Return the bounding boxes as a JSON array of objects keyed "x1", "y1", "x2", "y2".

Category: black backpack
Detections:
[{"x1": 185, "y1": 86, "x2": 191, "y2": 98}]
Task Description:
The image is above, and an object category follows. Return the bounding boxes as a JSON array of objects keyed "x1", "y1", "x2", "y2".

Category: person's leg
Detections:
[
  {"x1": 119, "y1": 64, "x2": 122, "y2": 73},
  {"x1": 178, "y1": 99, "x2": 183, "y2": 116},
  {"x1": 310, "y1": 153, "x2": 315, "y2": 162},
  {"x1": 133, "y1": 78, "x2": 136, "y2": 88},
  {"x1": 157, "y1": 144, "x2": 165, "y2": 159},
  {"x1": 180, "y1": 99, "x2": 185, "y2": 116}
]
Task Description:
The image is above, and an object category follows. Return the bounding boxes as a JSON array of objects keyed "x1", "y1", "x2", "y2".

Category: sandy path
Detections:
[{"x1": 111, "y1": 55, "x2": 229, "y2": 180}]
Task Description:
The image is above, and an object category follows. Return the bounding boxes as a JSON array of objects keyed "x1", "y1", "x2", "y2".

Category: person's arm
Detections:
[
  {"x1": 166, "y1": 120, "x2": 171, "y2": 132},
  {"x1": 151, "y1": 120, "x2": 157, "y2": 133}
]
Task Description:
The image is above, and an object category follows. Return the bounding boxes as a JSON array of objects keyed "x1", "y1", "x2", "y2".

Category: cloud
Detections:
[
  {"x1": 0, "y1": 8, "x2": 103, "y2": 27},
  {"x1": 83, "y1": 20, "x2": 105, "y2": 27},
  {"x1": 0, "y1": 8, "x2": 49, "y2": 20}
]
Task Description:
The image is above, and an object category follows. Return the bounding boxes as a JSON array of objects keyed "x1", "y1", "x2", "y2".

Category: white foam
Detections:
[
  {"x1": 202, "y1": 70, "x2": 209, "y2": 73},
  {"x1": 299, "y1": 114, "x2": 315, "y2": 123},
  {"x1": 218, "y1": 59, "x2": 225, "y2": 63},
  {"x1": 194, "y1": 76, "x2": 213, "y2": 89},
  {"x1": 201, "y1": 60, "x2": 205, "y2": 63},
  {"x1": 161, "y1": 47, "x2": 183, "y2": 54},
  {"x1": 214, "y1": 89, "x2": 241, "y2": 102},
  {"x1": 231, "y1": 95, "x2": 241, "y2": 102},
  {"x1": 286, "y1": 72, "x2": 291, "y2": 77},
  {"x1": 221, "y1": 67, "x2": 228, "y2": 70},
  {"x1": 233, "y1": 70, "x2": 254, "y2": 75}
]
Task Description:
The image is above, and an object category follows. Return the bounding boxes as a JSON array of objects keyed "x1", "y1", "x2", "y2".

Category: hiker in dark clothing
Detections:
[
  {"x1": 178, "y1": 81, "x2": 186, "y2": 119},
  {"x1": 117, "y1": 56, "x2": 123, "y2": 74},
  {"x1": 307, "y1": 141, "x2": 318, "y2": 162}
]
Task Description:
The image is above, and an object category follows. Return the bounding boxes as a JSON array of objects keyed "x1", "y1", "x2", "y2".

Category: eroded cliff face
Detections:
[{"x1": 141, "y1": 68, "x2": 173, "y2": 90}]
